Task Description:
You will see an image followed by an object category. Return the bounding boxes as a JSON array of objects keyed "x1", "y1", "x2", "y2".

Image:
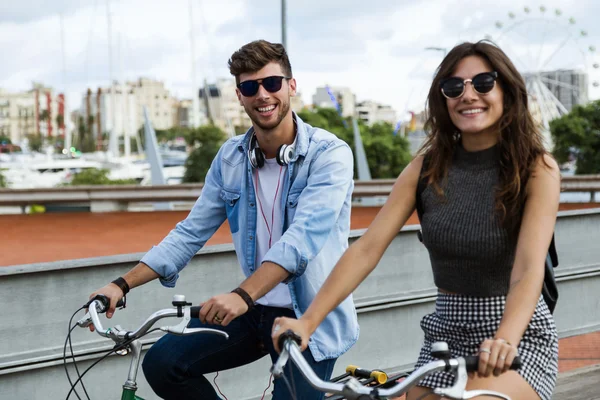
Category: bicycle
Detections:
[
  {"x1": 63, "y1": 294, "x2": 228, "y2": 400},
  {"x1": 272, "y1": 330, "x2": 522, "y2": 400}
]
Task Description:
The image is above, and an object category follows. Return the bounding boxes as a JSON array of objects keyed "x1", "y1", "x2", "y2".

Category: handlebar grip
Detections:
[
  {"x1": 345, "y1": 365, "x2": 388, "y2": 384},
  {"x1": 88, "y1": 294, "x2": 125, "y2": 312},
  {"x1": 190, "y1": 306, "x2": 200, "y2": 318},
  {"x1": 464, "y1": 355, "x2": 522, "y2": 372},
  {"x1": 277, "y1": 329, "x2": 302, "y2": 351}
]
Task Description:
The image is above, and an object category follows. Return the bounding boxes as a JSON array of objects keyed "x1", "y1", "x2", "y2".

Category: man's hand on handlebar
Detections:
[
  {"x1": 87, "y1": 284, "x2": 124, "y2": 331},
  {"x1": 271, "y1": 317, "x2": 311, "y2": 353}
]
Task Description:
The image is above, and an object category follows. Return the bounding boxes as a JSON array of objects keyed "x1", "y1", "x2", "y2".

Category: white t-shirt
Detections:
[{"x1": 253, "y1": 157, "x2": 293, "y2": 308}]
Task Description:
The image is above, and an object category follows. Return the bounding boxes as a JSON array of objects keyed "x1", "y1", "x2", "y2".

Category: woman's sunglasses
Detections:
[
  {"x1": 237, "y1": 76, "x2": 291, "y2": 97},
  {"x1": 440, "y1": 71, "x2": 498, "y2": 99}
]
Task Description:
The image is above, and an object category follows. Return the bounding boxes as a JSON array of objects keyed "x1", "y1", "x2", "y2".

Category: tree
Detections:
[
  {"x1": 551, "y1": 100, "x2": 600, "y2": 174},
  {"x1": 0, "y1": 170, "x2": 6, "y2": 188},
  {"x1": 66, "y1": 168, "x2": 137, "y2": 186},
  {"x1": 183, "y1": 125, "x2": 227, "y2": 183},
  {"x1": 362, "y1": 122, "x2": 412, "y2": 178},
  {"x1": 298, "y1": 108, "x2": 412, "y2": 179},
  {"x1": 27, "y1": 134, "x2": 43, "y2": 152}
]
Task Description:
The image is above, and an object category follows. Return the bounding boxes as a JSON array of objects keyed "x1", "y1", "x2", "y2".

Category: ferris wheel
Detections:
[{"x1": 478, "y1": 5, "x2": 600, "y2": 147}]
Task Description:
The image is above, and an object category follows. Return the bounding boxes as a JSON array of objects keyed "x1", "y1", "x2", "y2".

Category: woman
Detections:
[{"x1": 271, "y1": 40, "x2": 560, "y2": 400}]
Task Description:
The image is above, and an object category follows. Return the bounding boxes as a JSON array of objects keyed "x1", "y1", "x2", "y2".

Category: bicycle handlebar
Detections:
[
  {"x1": 273, "y1": 330, "x2": 520, "y2": 400},
  {"x1": 76, "y1": 295, "x2": 228, "y2": 343}
]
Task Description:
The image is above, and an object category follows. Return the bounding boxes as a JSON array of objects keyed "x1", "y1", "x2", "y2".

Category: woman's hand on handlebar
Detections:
[{"x1": 271, "y1": 317, "x2": 311, "y2": 353}]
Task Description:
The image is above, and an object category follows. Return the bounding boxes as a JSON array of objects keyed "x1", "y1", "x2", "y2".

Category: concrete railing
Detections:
[
  {"x1": 1, "y1": 208, "x2": 599, "y2": 399},
  {"x1": 1, "y1": 175, "x2": 599, "y2": 213}
]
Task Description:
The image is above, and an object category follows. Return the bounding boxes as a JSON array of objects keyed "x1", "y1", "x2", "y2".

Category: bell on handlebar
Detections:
[
  {"x1": 172, "y1": 295, "x2": 192, "y2": 317},
  {"x1": 431, "y1": 342, "x2": 451, "y2": 360}
]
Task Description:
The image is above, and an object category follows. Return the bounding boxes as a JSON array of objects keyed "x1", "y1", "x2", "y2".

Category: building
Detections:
[
  {"x1": 174, "y1": 99, "x2": 193, "y2": 128},
  {"x1": 199, "y1": 78, "x2": 249, "y2": 135},
  {"x1": 80, "y1": 85, "x2": 138, "y2": 150},
  {"x1": 312, "y1": 86, "x2": 356, "y2": 118},
  {"x1": 79, "y1": 78, "x2": 178, "y2": 152},
  {"x1": 0, "y1": 84, "x2": 65, "y2": 144},
  {"x1": 525, "y1": 69, "x2": 589, "y2": 112},
  {"x1": 356, "y1": 100, "x2": 398, "y2": 126},
  {"x1": 132, "y1": 78, "x2": 177, "y2": 131}
]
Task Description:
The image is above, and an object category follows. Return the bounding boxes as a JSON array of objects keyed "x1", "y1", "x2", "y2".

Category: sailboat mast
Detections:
[
  {"x1": 106, "y1": 0, "x2": 118, "y2": 156},
  {"x1": 60, "y1": 13, "x2": 71, "y2": 154},
  {"x1": 189, "y1": 0, "x2": 201, "y2": 128}
]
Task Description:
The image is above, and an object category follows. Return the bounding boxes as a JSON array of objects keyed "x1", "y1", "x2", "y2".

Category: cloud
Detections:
[
  {"x1": 1, "y1": 0, "x2": 599, "y2": 119},
  {"x1": 0, "y1": 0, "x2": 84, "y2": 24}
]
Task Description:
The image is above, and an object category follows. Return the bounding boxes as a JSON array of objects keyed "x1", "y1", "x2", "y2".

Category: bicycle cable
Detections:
[
  {"x1": 277, "y1": 360, "x2": 298, "y2": 400},
  {"x1": 212, "y1": 370, "x2": 229, "y2": 400},
  {"x1": 259, "y1": 373, "x2": 273, "y2": 400},
  {"x1": 65, "y1": 326, "x2": 160, "y2": 399},
  {"x1": 63, "y1": 306, "x2": 89, "y2": 400}
]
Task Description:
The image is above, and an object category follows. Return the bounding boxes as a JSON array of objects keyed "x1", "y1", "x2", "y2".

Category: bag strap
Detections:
[
  {"x1": 548, "y1": 233, "x2": 559, "y2": 268},
  {"x1": 416, "y1": 155, "x2": 430, "y2": 243},
  {"x1": 415, "y1": 155, "x2": 430, "y2": 223}
]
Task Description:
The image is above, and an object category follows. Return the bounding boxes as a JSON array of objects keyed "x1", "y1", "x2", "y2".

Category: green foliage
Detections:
[
  {"x1": 183, "y1": 125, "x2": 227, "y2": 183},
  {"x1": 0, "y1": 170, "x2": 6, "y2": 188},
  {"x1": 185, "y1": 125, "x2": 226, "y2": 147},
  {"x1": 363, "y1": 122, "x2": 413, "y2": 178},
  {"x1": 550, "y1": 100, "x2": 600, "y2": 174},
  {"x1": 0, "y1": 135, "x2": 11, "y2": 144},
  {"x1": 298, "y1": 108, "x2": 412, "y2": 179},
  {"x1": 67, "y1": 168, "x2": 137, "y2": 186},
  {"x1": 27, "y1": 134, "x2": 43, "y2": 152}
]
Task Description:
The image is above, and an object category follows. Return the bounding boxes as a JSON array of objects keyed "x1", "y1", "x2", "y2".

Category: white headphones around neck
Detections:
[{"x1": 248, "y1": 134, "x2": 295, "y2": 168}]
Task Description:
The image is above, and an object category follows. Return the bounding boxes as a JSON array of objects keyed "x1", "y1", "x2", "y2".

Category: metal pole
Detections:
[
  {"x1": 281, "y1": 0, "x2": 287, "y2": 49},
  {"x1": 189, "y1": 0, "x2": 200, "y2": 128},
  {"x1": 106, "y1": 0, "x2": 118, "y2": 157},
  {"x1": 60, "y1": 13, "x2": 71, "y2": 154}
]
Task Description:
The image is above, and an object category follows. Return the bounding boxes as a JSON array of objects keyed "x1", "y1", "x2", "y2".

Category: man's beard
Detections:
[{"x1": 247, "y1": 99, "x2": 291, "y2": 131}]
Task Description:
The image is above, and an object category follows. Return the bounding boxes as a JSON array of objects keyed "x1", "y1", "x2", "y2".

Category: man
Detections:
[{"x1": 89, "y1": 40, "x2": 358, "y2": 399}]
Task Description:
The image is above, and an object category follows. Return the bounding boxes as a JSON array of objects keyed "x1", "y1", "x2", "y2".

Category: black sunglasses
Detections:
[
  {"x1": 237, "y1": 75, "x2": 291, "y2": 97},
  {"x1": 440, "y1": 71, "x2": 498, "y2": 99}
]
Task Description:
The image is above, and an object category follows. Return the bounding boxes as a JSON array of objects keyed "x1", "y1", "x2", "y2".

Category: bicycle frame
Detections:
[{"x1": 119, "y1": 340, "x2": 145, "y2": 400}]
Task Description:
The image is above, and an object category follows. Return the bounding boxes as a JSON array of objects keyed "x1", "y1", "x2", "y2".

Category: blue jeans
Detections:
[{"x1": 142, "y1": 304, "x2": 337, "y2": 400}]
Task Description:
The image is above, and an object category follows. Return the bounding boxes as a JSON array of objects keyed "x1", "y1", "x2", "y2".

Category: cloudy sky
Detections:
[{"x1": 2, "y1": 0, "x2": 599, "y2": 124}]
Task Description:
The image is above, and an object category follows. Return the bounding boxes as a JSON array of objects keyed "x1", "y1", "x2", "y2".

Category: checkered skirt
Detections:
[{"x1": 413, "y1": 293, "x2": 558, "y2": 400}]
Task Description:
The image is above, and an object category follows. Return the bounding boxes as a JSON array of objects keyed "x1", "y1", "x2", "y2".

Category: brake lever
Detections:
[
  {"x1": 462, "y1": 390, "x2": 510, "y2": 400},
  {"x1": 270, "y1": 341, "x2": 291, "y2": 377},
  {"x1": 434, "y1": 358, "x2": 511, "y2": 400},
  {"x1": 160, "y1": 307, "x2": 229, "y2": 339},
  {"x1": 433, "y1": 358, "x2": 467, "y2": 399}
]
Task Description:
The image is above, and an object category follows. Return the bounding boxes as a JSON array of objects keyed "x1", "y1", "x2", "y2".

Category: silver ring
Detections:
[
  {"x1": 273, "y1": 324, "x2": 281, "y2": 334},
  {"x1": 499, "y1": 355, "x2": 506, "y2": 360},
  {"x1": 479, "y1": 348, "x2": 491, "y2": 354}
]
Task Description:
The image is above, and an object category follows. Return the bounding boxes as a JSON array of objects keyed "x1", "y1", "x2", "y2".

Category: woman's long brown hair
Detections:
[{"x1": 419, "y1": 40, "x2": 549, "y2": 231}]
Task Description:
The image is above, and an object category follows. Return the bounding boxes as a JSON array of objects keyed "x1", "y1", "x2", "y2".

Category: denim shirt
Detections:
[{"x1": 141, "y1": 113, "x2": 359, "y2": 361}]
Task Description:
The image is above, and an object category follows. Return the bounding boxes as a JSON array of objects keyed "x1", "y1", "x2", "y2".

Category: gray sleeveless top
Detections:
[{"x1": 420, "y1": 144, "x2": 517, "y2": 296}]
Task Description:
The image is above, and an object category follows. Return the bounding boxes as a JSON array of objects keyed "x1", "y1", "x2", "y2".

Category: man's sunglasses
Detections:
[
  {"x1": 237, "y1": 76, "x2": 291, "y2": 97},
  {"x1": 440, "y1": 71, "x2": 498, "y2": 99}
]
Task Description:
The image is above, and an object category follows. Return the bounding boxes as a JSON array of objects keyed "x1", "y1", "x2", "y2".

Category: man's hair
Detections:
[{"x1": 228, "y1": 40, "x2": 293, "y2": 84}]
